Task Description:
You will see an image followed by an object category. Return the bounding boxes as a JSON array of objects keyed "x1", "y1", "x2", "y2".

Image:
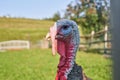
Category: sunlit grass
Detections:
[
  {"x1": 0, "y1": 17, "x2": 112, "y2": 80},
  {"x1": 0, "y1": 17, "x2": 54, "y2": 43},
  {"x1": 0, "y1": 49, "x2": 112, "y2": 80}
]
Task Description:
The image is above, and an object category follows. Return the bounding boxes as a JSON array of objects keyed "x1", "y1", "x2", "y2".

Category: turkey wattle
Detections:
[{"x1": 46, "y1": 19, "x2": 90, "y2": 80}]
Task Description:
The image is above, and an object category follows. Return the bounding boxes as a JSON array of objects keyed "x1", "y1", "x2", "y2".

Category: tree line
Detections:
[{"x1": 47, "y1": 0, "x2": 110, "y2": 35}]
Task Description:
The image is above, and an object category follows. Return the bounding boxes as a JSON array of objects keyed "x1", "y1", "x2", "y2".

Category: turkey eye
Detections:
[{"x1": 63, "y1": 25, "x2": 68, "y2": 30}]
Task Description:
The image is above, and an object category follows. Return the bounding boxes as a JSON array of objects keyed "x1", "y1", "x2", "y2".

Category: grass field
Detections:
[
  {"x1": 0, "y1": 17, "x2": 54, "y2": 43},
  {"x1": 0, "y1": 49, "x2": 112, "y2": 80}
]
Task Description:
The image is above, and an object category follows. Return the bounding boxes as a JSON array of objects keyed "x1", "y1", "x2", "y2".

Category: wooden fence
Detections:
[
  {"x1": 80, "y1": 26, "x2": 111, "y2": 54},
  {"x1": 0, "y1": 40, "x2": 30, "y2": 51}
]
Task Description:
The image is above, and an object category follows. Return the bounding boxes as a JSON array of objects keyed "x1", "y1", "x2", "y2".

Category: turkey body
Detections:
[{"x1": 68, "y1": 63, "x2": 83, "y2": 80}]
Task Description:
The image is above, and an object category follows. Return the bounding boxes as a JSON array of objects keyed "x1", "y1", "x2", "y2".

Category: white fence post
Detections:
[
  {"x1": 89, "y1": 31, "x2": 95, "y2": 48},
  {"x1": 104, "y1": 26, "x2": 108, "y2": 53}
]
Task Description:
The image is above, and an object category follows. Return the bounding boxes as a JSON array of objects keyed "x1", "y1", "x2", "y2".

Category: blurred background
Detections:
[{"x1": 0, "y1": 0, "x2": 112, "y2": 80}]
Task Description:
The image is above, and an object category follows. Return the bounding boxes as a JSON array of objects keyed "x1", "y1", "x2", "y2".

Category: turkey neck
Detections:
[
  {"x1": 65, "y1": 38, "x2": 78, "y2": 65},
  {"x1": 58, "y1": 37, "x2": 78, "y2": 76}
]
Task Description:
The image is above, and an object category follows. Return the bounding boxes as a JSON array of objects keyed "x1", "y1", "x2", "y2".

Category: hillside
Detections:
[{"x1": 0, "y1": 17, "x2": 54, "y2": 43}]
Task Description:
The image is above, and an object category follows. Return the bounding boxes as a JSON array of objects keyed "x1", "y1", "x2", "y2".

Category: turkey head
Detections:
[{"x1": 47, "y1": 19, "x2": 80, "y2": 57}]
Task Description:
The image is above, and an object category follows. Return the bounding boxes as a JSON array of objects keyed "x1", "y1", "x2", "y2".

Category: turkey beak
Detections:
[{"x1": 45, "y1": 32, "x2": 51, "y2": 40}]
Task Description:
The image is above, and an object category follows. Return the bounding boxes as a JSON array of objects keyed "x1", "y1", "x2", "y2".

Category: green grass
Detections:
[
  {"x1": 0, "y1": 17, "x2": 54, "y2": 43},
  {"x1": 0, "y1": 17, "x2": 112, "y2": 80},
  {"x1": 0, "y1": 49, "x2": 112, "y2": 80}
]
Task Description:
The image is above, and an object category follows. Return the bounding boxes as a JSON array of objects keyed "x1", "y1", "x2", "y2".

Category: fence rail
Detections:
[
  {"x1": 0, "y1": 40, "x2": 30, "y2": 50},
  {"x1": 80, "y1": 26, "x2": 111, "y2": 54}
]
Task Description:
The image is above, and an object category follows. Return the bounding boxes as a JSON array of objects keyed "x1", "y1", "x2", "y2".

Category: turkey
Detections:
[{"x1": 46, "y1": 19, "x2": 90, "y2": 80}]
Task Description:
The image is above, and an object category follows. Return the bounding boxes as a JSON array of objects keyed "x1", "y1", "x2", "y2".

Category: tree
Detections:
[
  {"x1": 64, "y1": 0, "x2": 110, "y2": 34},
  {"x1": 52, "y1": 12, "x2": 61, "y2": 21}
]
